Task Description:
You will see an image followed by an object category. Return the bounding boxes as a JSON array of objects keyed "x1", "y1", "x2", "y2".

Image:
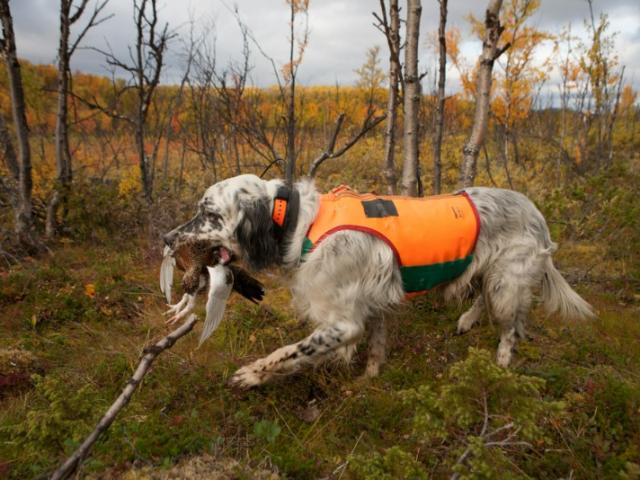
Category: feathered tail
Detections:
[{"x1": 541, "y1": 256, "x2": 595, "y2": 320}]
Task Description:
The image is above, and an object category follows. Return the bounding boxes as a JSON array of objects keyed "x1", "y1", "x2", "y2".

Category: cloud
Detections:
[{"x1": 7, "y1": 0, "x2": 640, "y2": 91}]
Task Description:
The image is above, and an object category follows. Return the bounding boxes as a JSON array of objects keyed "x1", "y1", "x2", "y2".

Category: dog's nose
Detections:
[{"x1": 163, "y1": 231, "x2": 178, "y2": 248}]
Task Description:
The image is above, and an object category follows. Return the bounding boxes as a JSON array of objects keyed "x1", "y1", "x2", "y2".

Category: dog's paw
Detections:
[
  {"x1": 456, "y1": 312, "x2": 479, "y2": 335},
  {"x1": 496, "y1": 347, "x2": 512, "y2": 368},
  {"x1": 228, "y1": 364, "x2": 267, "y2": 390}
]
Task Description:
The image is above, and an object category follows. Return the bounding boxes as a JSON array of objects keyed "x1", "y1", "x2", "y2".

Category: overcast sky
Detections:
[{"x1": 10, "y1": 0, "x2": 640, "y2": 95}]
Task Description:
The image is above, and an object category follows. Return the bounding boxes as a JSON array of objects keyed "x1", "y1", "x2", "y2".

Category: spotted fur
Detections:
[{"x1": 163, "y1": 174, "x2": 594, "y2": 389}]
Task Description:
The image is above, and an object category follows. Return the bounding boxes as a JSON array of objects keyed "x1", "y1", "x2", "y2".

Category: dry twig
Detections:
[
  {"x1": 50, "y1": 314, "x2": 198, "y2": 480},
  {"x1": 308, "y1": 111, "x2": 386, "y2": 177}
]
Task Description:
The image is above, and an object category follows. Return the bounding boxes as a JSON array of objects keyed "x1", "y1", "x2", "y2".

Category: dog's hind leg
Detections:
[
  {"x1": 486, "y1": 281, "x2": 522, "y2": 367},
  {"x1": 363, "y1": 315, "x2": 387, "y2": 378},
  {"x1": 456, "y1": 295, "x2": 484, "y2": 335},
  {"x1": 484, "y1": 243, "x2": 541, "y2": 367},
  {"x1": 228, "y1": 317, "x2": 365, "y2": 389}
]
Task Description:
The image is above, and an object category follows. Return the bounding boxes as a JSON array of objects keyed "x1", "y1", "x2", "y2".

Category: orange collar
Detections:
[
  {"x1": 271, "y1": 185, "x2": 299, "y2": 241},
  {"x1": 272, "y1": 197, "x2": 288, "y2": 228}
]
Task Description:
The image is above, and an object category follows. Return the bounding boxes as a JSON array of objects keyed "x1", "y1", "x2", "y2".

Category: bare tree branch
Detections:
[{"x1": 308, "y1": 111, "x2": 386, "y2": 177}]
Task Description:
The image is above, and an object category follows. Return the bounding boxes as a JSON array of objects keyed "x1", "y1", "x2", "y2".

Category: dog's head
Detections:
[{"x1": 163, "y1": 174, "x2": 282, "y2": 271}]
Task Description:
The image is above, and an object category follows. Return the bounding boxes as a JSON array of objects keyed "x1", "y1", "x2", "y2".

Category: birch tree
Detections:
[
  {"x1": 458, "y1": 0, "x2": 509, "y2": 188},
  {"x1": 401, "y1": 0, "x2": 422, "y2": 196},
  {"x1": 432, "y1": 0, "x2": 447, "y2": 194},
  {"x1": 49, "y1": 0, "x2": 111, "y2": 236},
  {"x1": 374, "y1": 0, "x2": 402, "y2": 194},
  {"x1": 0, "y1": 0, "x2": 38, "y2": 248}
]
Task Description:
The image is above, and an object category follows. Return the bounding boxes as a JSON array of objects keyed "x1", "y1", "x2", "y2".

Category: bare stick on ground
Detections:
[{"x1": 50, "y1": 314, "x2": 198, "y2": 480}]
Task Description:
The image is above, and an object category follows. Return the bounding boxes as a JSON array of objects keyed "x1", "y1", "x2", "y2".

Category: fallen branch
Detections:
[
  {"x1": 308, "y1": 111, "x2": 386, "y2": 177},
  {"x1": 50, "y1": 314, "x2": 199, "y2": 480}
]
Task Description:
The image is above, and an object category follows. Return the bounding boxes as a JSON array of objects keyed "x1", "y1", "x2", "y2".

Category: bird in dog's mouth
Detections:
[{"x1": 159, "y1": 240, "x2": 262, "y2": 345}]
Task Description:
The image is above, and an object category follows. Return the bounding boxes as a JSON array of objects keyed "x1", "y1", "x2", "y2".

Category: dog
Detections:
[{"x1": 162, "y1": 174, "x2": 594, "y2": 389}]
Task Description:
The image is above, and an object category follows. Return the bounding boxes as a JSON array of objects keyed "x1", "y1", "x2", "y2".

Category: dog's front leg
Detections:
[{"x1": 229, "y1": 320, "x2": 364, "y2": 389}]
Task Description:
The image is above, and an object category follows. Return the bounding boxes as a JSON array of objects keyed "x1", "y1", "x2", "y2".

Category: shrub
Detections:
[
  {"x1": 401, "y1": 348, "x2": 565, "y2": 479},
  {"x1": 349, "y1": 446, "x2": 428, "y2": 480}
]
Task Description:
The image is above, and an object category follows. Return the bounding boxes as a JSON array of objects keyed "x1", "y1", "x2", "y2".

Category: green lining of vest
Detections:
[
  {"x1": 400, "y1": 255, "x2": 473, "y2": 292},
  {"x1": 301, "y1": 236, "x2": 472, "y2": 292},
  {"x1": 301, "y1": 237, "x2": 314, "y2": 258}
]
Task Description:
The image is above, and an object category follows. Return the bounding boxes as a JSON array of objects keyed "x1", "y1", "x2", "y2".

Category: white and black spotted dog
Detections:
[{"x1": 163, "y1": 174, "x2": 594, "y2": 389}]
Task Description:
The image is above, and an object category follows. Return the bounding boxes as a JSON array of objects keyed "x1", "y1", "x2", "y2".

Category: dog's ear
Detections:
[{"x1": 235, "y1": 196, "x2": 280, "y2": 270}]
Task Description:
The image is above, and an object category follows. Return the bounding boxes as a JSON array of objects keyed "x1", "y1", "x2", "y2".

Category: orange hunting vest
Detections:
[{"x1": 302, "y1": 186, "x2": 480, "y2": 295}]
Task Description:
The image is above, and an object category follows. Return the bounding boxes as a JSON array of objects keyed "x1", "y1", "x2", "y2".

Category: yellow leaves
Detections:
[
  {"x1": 620, "y1": 85, "x2": 638, "y2": 114},
  {"x1": 118, "y1": 165, "x2": 142, "y2": 197},
  {"x1": 84, "y1": 283, "x2": 96, "y2": 299}
]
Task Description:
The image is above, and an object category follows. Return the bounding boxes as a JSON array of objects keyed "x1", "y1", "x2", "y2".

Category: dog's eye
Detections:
[{"x1": 204, "y1": 211, "x2": 223, "y2": 226}]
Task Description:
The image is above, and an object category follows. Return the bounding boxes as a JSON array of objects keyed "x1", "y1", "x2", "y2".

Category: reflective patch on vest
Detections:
[{"x1": 361, "y1": 199, "x2": 398, "y2": 218}]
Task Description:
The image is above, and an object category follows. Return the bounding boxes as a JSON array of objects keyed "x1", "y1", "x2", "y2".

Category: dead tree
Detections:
[
  {"x1": 374, "y1": 0, "x2": 402, "y2": 194},
  {"x1": 401, "y1": 0, "x2": 422, "y2": 196},
  {"x1": 432, "y1": 0, "x2": 447, "y2": 194},
  {"x1": 49, "y1": 0, "x2": 111, "y2": 237},
  {"x1": 0, "y1": 0, "x2": 38, "y2": 248},
  {"x1": 458, "y1": 0, "x2": 509, "y2": 188},
  {"x1": 90, "y1": 0, "x2": 174, "y2": 203},
  {"x1": 284, "y1": 0, "x2": 309, "y2": 186}
]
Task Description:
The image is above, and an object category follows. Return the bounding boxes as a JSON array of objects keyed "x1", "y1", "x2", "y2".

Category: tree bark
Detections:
[
  {"x1": 0, "y1": 112, "x2": 18, "y2": 180},
  {"x1": 0, "y1": 0, "x2": 36, "y2": 246},
  {"x1": 285, "y1": 0, "x2": 296, "y2": 186},
  {"x1": 50, "y1": 0, "x2": 111, "y2": 235},
  {"x1": 51, "y1": 1, "x2": 73, "y2": 237},
  {"x1": 432, "y1": 0, "x2": 447, "y2": 194},
  {"x1": 458, "y1": 0, "x2": 507, "y2": 188},
  {"x1": 380, "y1": 0, "x2": 400, "y2": 194},
  {"x1": 401, "y1": 0, "x2": 422, "y2": 197}
]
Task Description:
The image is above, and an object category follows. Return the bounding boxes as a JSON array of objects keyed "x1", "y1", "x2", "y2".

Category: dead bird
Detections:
[{"x1": 160, "y1": 240, "x2": 264, "y2": 325}]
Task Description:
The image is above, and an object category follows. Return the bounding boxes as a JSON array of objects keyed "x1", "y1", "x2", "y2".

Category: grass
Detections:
[{"x1": 1, "y1": 236, "x2": 639, "y2": 479}]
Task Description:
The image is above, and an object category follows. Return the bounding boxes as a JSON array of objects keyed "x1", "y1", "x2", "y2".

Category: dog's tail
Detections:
[{"x1": 541, "y1": 256, "x2": 595, "y2": 320}]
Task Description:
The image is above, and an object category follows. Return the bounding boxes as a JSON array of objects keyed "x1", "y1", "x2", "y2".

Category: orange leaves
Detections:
[
  {"x1": 84, "y1": 283, "x2": 96, "y2": 299},
  {"x1": 444, "y1": 28, "x2": 462, "y2": 69},
  {"x1": 286, "y1": 0, "x2": 309, "y2": 14}
]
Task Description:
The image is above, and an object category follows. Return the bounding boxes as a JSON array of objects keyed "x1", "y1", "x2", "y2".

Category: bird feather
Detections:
[
  {"x1": 160, "y1": 246, "x2": 176, "y2": 303},
  {"x1": 199, "y1": 265, "x2": 233, "y2": 346}
]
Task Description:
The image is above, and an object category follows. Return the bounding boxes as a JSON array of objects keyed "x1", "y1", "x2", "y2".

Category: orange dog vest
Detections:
[{"x1": 302, "y1": 186, "x2": 480, "y2": 295}]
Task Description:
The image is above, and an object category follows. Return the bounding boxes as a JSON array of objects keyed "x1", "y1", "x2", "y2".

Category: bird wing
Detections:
[
  {"x1": 228, "y1": 265, "x2": 265, "y2": 303},
  {"x1": 199, "y1": 265, "x2": 233, "y2": 346},
  {"x1": 160, "y1": 246, "x2": 176, "y2": 303}
]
